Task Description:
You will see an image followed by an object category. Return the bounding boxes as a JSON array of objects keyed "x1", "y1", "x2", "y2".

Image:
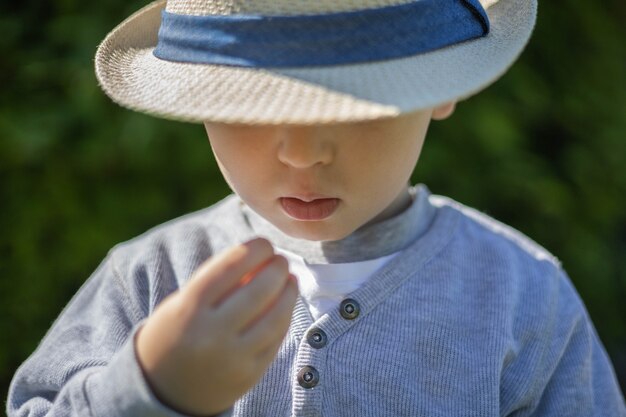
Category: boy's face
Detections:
[{"x1": 204, "y1": 104, "x2": 454, "y2": 242}]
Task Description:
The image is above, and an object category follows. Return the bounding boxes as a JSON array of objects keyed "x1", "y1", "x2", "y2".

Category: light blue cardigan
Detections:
[{"x1": 7, "y1": 187, "x2": 626, "y2": 416}]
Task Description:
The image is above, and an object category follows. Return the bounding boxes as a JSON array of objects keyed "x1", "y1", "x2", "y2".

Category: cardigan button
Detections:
[
  {"x1": 339, "y1": 298, "x2": 360, "y2": 320},
  {"x1": 306, "y1": 328, "x2": 328, "y2": 349},
  {"x1": 297, "y1": 366, "x2": 319, "y2": 389}
]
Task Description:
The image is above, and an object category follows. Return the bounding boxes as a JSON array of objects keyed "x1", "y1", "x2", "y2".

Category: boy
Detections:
[{"x1": 7, "y1": 0, "x2": 626, "y2": 416}]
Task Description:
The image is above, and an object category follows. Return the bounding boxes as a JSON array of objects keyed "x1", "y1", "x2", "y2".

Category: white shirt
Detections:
[{"x1": 275, "y1": 247, "x2": 400, "y2": 320}]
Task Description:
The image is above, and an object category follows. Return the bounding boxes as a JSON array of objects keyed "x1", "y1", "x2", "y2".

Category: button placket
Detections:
[
  {"x1": 292, "y1": 298, "x2": 365, "y2": 411},
  {"x1": 292, "y1": 334, "x2": 326, "y2": 414},
  {"x1": 296, "y1": 327, "x2": 327, "y2": 392}
]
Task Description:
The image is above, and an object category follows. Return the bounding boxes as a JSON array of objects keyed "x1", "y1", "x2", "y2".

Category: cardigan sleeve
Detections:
[
  {"x1": 528, "y1": 319, "x2": 625, "y2": 416},
  {"x1": 6, "y1": 250, "x2": 232, "y2": 417},
  {"x1": 508, "y1": 267, "x2": 626, "y2": 417}
]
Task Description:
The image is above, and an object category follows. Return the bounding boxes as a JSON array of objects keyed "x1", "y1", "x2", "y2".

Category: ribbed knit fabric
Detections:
[{"x1": 7, "y1": 186, "x2": 626, "y2": 417}]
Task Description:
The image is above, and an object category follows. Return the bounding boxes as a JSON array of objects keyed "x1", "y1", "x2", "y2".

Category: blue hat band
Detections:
[{"x1": 153, "y1": 0, "x2": 490, "y2": 68}]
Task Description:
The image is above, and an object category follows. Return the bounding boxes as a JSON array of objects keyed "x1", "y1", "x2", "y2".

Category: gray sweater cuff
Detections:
[{"x1": 88, "y1": 322, "x2": 233, "y2": 417}]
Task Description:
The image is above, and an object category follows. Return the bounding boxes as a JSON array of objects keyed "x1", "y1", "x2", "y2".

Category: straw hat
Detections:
[{"x1": 95, "y1": 0, "x2": 537, "y2": 125}]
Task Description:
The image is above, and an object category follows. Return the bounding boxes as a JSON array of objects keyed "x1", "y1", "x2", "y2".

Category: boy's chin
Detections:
[{"x1": 279, "y1": 221, "x2": 356, "y2": 242}]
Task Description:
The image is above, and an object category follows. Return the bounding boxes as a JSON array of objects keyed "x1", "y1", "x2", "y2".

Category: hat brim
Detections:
[{"x1": 95, "y1": 0, "x2": 536, "y2": 125}]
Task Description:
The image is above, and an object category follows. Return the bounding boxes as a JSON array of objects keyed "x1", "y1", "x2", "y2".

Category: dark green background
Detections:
[{"x1": 1, "y1": 0, "x2": 625, "y2": 404}]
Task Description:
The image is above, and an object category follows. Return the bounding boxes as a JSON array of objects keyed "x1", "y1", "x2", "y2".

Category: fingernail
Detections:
[{"x1": 288, "y1": 274, "x2": 299, "y2": 289}]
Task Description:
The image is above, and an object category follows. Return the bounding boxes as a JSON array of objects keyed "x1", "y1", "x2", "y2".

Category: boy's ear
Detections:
[{"x1": 431, "y1": 101, "x2": 457, "y2": 120}]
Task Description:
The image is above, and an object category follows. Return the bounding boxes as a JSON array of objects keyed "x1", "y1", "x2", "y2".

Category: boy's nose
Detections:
[{"x1": 277, "y1": 127, "x2": 333, "y2": 169}]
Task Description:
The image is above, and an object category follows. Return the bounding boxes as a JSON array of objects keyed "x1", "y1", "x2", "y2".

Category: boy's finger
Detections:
[
  {"x1": 183, "y1": 237, "x2": 275, "y2": 307},
  {"x1": 239, "y1": 275, "x2": 298, "y2": 352},
  {"x1": 255, "y1": 340, "x2": 285, "y2": 373},
  {"x1": 217, "y1": 255, "x2": 290, "y2": 331}
]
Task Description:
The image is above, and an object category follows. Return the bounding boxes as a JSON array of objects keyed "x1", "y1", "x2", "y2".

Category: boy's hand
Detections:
[{"x1": 134, "y1": 238, "x2": 298, "y2": 416}]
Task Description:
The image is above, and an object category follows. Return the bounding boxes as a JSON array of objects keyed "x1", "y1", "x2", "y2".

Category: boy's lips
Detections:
[{"x1": 279, "y1": 197, "x2": 340, "y2": 221}]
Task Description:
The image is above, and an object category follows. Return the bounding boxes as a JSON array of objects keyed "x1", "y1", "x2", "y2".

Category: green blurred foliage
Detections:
[{"x1": 1, "y1": 0, "x2": 625, "y2": 400}]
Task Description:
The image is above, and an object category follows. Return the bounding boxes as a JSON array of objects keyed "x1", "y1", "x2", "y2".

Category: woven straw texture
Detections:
[{"x1": 95, "y1": 0, "x2": 537, "y2": 125}]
